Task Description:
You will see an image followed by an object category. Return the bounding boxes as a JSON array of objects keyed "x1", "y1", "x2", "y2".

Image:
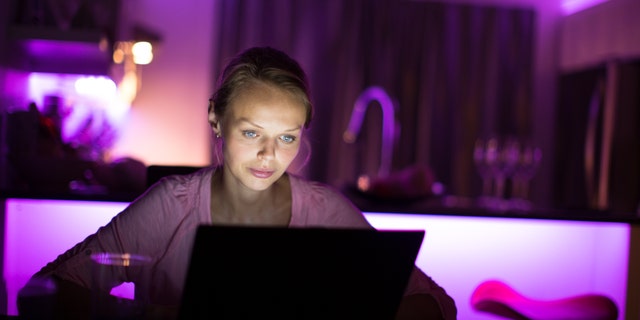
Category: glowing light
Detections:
[
  {"x1": 562, "y1": 0, "x2": 610, "y2": 15},
  {"x1": 2, "y1": 198, "x2": 631, "y2": 318},
  {"x1": 74, "y1": 76, "x2": 117, "y2": 98},
  {"x1": 28, "y1": 73, "x2": 118, "y2": 110},
  {"x1": 117, "y1": 70, "x2": 140, "y2": 107},
  {"x1": 113, "y1": 47, "x2": 125, "y2": 64},
  {"x1": 132, "y1": 41, "x2": 153, "y2": 65},
  {"x1": 26, "y1": 72, "x2": 129, "y2": 160}
]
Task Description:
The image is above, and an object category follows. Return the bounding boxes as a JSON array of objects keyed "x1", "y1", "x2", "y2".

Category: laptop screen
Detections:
[{"x1": 178, "y1": 225, "x2": 425, "y2": 320}]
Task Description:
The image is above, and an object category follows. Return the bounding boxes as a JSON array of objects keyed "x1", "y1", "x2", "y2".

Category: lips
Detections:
[{"x1": 250, "y1": 168, "x2": 275, "y2": 179}]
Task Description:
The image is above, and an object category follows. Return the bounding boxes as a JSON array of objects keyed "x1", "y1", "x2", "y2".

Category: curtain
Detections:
[{"x1": 211, "y1": 0, "x2": 535, "y2": 198}]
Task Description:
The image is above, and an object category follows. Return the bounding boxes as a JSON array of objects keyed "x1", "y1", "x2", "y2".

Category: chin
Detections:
[{"x1": 245, "y1": 176, "x2": 281, "y2": 191}]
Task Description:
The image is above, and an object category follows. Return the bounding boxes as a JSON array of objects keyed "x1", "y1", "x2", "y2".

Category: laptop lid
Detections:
[{"x1": 178, "y1": 225, "x2": 425, "y2": 320}]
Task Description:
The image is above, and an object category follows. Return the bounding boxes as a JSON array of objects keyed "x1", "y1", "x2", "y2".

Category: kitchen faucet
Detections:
[{"x1": 343, "y1": 86, "x2": 396, "y2": 177}]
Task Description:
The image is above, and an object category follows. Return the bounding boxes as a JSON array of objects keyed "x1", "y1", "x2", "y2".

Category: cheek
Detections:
[
  {"x1": 278, "y1": 145, "x2": 301, "y2": 163},
  {"x1": 223, "y1": 140, "x2": 251, "y2": 162}
]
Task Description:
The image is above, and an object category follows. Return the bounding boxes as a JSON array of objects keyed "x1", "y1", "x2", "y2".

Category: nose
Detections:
[{"x1": 258, "y1": 139, "x2": 276, "y2": 160}]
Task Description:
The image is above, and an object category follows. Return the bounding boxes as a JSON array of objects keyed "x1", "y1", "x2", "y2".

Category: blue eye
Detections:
[
  {"x1": 281, "y1": 135, "x2": 296, "y2": 144},
  {"x1": 243, "y1": 130, "x2": 257, "y2": 138}
]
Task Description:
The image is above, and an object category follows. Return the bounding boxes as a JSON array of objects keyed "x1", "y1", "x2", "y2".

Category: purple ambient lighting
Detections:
[
  {"x1": 3, "y1": 199, "x2": 630, "y2": 318},
  {"x1": 23, "y1": 39, "x2": 108, "y2": 63},
  {"x1": 27, "y1": 72, "x2": 129, "y2": 159},
  {"x1": 27, "y1": 73, "x2": 121, "y2": 113},
  {"x1": 562, "y1": 0, "x2": 610, "y2": 15},
  {"x1": 18, "y1": 37, "x2": 111, "y2": 75}
]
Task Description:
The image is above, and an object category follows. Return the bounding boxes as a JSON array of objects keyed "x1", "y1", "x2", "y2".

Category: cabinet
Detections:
[
  {"x1": 7, "y1": 26, "x2": 112, "y2": 75},
  {"x1": 0, "y1": 0, "x2": 125, "y2": 192},
  {"x1": 4, "y1": 0, "x2": 121, "y2": 75}
]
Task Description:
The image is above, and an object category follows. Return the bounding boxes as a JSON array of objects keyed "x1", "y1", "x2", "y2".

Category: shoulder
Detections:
[
  {"x1": 128, "y1": 166, "x2": 213, "y2": 213},
  {"x1": 288, "y1": 173, "x2": 345, "y2": 201},
  {"x1": 145, "y1": 166, "x2": 213, "y2": 196},
  {"x1": 106, "y1": 167, "x2": 213, "y2": 246},
  {"x1": 288, "y1": 173, "x2": 371, "y2": 228}
]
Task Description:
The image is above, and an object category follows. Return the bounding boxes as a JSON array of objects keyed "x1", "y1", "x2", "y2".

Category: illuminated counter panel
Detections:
[
  {"x1": 2, "y1": 199, "x2": 631, "y2": 319},
  {"x1": 3, "y1": 199, "x2": 128, "y2": 316},
  {"x1": 365, "y1": 212, "x2": 629, "y2": 320}
]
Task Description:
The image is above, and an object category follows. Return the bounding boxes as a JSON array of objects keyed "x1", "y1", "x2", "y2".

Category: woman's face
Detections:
[{"x1": 217, "y1": 81, "x2": 306, "y2": 191}]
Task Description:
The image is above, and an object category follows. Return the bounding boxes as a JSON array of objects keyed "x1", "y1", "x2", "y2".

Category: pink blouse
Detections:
[{"x1": 32, "y1": 166, "x2": 456, "y2": 318}]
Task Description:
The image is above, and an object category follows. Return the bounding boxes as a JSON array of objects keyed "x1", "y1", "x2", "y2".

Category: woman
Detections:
[{"x1": 17, "y1": 47, "x2": 456, "y2": 319}]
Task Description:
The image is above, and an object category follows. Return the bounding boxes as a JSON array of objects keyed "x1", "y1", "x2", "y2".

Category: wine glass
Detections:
[
  {"x1": 494, "y1": 136, "x2": 520, "y2": 199},
  {"x1": 474, "y1": 137, "x2": 498, "y2": 198},
  {"x1": 511, "y1": 142, "x2": 542, "y2": 210}
]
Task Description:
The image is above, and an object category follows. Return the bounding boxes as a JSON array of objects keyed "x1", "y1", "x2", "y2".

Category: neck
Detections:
[{"x1": 210, "y1": 168, "x2": 291, "y2": 226}]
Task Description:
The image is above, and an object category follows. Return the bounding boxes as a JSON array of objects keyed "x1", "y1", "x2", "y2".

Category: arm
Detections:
[
  {"x1": 402, "y1": 268, "x2": 457, "y2": 320},
  {"x1": 395, "y1": 294, "x2": 444, "y2": 320}
]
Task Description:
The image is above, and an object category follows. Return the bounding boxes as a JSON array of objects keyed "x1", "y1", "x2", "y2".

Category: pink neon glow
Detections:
[
  {"x1": 74, "y1": 76, "x2": 117, "y2": 97},
  {"x1": 3, "y1": 199, "x2": 630, "y2": 318},
  {"x1": 26, "y1": 73, "x2": 130, "y2": 158},
  {"x1": 27, "y1": 73, "x2": 117, "y2": 110},
  {"x1": 562, "y1": 0, "x2": 610, "y2": 15}
]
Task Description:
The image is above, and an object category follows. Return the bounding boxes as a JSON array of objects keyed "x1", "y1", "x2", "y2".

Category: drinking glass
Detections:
[
  {"x1": 473, "y1": 137, "x2": 499, "y2": 198},
  {"x1": 511, "y1": 143, "x2": 542, "y2": 206},
  {"x1": 91, "y1": 252, "x2": 152, "y2": 320},
  {"x1": 495, "y1": 136, "x2": 521, "y2": 199}
]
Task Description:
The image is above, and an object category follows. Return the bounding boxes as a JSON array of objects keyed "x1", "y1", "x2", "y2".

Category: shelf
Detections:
[{"x1": 7, "y1": 25, "x2": 112, "y2": 75}]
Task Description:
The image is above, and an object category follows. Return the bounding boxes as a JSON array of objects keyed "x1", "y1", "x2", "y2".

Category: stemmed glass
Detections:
[
  {"x1": 473, "y1": 135, "x2": 524, "y2": 210},
  {"x1": 473, "y1": 137, "x2": 498, "y2": 199},
  {"x1": 474, "y1": 135, "x2": 542, "y2": 211},
  {"x1": 511, "y1": 143, "x2": 542, "y2": 208},
  {"x1": 494, "y1": 137, "x2": 521, "y2": 200}
]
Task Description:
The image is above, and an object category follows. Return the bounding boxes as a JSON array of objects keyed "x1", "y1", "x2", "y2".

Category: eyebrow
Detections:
[{"x1": 237, "y1": 118, "x2": 302, "y2": 132}]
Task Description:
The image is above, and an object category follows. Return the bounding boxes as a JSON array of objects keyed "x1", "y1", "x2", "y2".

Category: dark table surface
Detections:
[
  {"x1": 342, "y1": 186, "x2": 640, "y2": 224},
  {"x1": 3, "y1": 187, "x2": 639, "y2": 224}
]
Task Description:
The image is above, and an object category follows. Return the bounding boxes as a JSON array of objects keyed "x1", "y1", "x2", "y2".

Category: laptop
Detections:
[{"x1": 178, "y1": 225, "x2": 425, "y2": 320}]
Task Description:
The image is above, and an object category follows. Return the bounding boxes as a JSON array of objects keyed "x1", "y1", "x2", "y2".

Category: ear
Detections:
[{"x1": 208, "y1": 108, "x2": 222, "y2": 136}]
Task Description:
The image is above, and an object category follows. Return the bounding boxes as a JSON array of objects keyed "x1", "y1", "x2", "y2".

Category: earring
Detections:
[{"x1": 216, "y1": 133, "x2": 221, "y2": 138}]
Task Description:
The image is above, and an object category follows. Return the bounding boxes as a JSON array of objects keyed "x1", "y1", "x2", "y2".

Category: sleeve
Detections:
[
  {"x1": 29, "y1": 179, "x2": 186, "y2": 288},
  {"x1": 295, "y1": 179, "x2": 373, "y2": 228},
  {"x1": 404, "y1": 265, "x2": 457, "y2": 319}
]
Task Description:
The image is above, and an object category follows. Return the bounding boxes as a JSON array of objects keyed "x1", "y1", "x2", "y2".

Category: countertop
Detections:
[
  {"x1": 0, "y1": 189, "x2": 141, "y2": 203},
  {"x1": 3, "y1": 188, "x2": 640, "y2": 224},
  {"x1": 342, "y1": 187, "x2": 640, "y2": 224}
]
